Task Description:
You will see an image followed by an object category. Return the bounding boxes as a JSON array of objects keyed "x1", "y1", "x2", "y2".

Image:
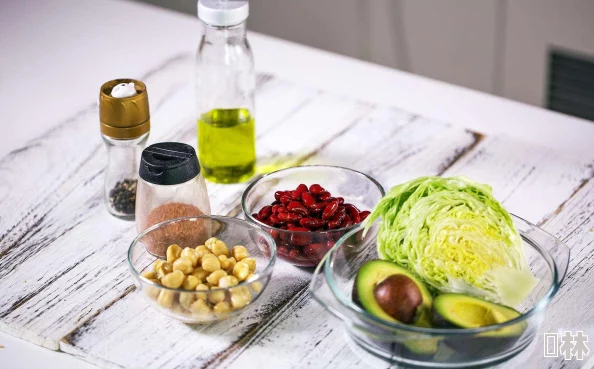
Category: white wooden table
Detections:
[{"x1": 1, "y1": 1, "x2": 594, "y2": 368}]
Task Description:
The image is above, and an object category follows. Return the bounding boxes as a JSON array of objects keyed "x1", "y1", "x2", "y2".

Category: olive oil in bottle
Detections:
[{"x1": 198, "y1": 108, "x2": 255, "y2": 183}]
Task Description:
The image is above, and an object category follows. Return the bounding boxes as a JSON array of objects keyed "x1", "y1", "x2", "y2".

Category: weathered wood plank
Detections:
[
  {"x1": 0, "y1": 62, "x2": 322, "y2": 349},
  {"x1": 60, "y1": 108, "x2": 479, "y2": 368},
  {"x1": 204, "y1": 135, "x2": 594, "y2": 369}
]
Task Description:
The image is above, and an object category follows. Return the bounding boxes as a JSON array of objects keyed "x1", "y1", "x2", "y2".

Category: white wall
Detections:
[{"x1": 132, "y1": 0, "x2": 594, "y2": 109}]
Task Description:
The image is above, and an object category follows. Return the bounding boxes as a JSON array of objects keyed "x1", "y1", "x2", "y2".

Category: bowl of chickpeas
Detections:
[{"x1": 128, "y1": 216, "x2": 276, "y2": 323}]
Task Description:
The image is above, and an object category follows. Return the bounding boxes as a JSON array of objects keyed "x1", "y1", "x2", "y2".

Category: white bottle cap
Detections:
[{"x1": 198, "y1": 0, "x2": 249, "y2": 27}]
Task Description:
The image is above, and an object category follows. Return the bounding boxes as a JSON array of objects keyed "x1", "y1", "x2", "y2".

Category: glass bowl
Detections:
[
  {"x1": 241, "y1": 166, "x2": 385, "y2": 267},
  {"x1": 310, "y1": 215, "x2": 570, "y2": 368},
  {"x1": 128, "y1": 216, "x2": 276, "y2": 323}
]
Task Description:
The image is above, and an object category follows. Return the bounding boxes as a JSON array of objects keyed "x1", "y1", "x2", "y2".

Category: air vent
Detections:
[{"x1": 547, "y1": 50, "x2": 594, "y2": 122}]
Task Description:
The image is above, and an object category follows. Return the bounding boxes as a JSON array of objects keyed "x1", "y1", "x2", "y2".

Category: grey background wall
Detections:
[{"x1": 131, "y1": 0, "x2": 594, "y2": 110}]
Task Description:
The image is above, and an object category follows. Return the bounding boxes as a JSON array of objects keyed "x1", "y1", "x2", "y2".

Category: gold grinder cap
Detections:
[{"x1": 99, "y1": 79, "x2": 150, "y2": 139}]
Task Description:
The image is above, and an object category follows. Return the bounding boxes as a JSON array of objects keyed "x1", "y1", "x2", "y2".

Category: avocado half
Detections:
[
  {"x1": 352, "y1": 260, "x2": 437, "y2": 358},
  {"x1": 433, "y1": 294, "x2": 523, "y2": 333},
  {"x1": 353, "y1": 260, "x2": 433, "y2": 325},
  {"x1": 433, "y1": 294, "x2": 527, "y2": 358}
]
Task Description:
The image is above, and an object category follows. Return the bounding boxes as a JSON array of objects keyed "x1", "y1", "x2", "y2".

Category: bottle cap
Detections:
[
  {"x1": 139, "y1": 142, "x2": 201, "y2": 185},
  {"x1": 198, "y1": 0, "x2": 249, "y2": 27},
  {"x1": 99, "y1": 79, "x2": 150, "y2": 139}
]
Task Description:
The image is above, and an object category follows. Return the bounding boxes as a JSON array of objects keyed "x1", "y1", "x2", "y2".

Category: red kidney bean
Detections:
[
  {"x1": 341, "y1": 215, "x2": 353, "y2": 228},
  {"x1": 309, "y1": 184, "x2": 325, "y2": 195},
  {"x1": 309, "y1": 202, "x2": 328, "y2": 213},
  {"x1": 359, "y1": 210, "x2": 371, "y2": 221},
  {"x1": 251, "y1": 213, "x2": 260, "y2": 220},
  {"x1": 271, "y1": 200, "x2": 281, "y2": 206},
  {"x1": 299, "y1": 217, "x2": 326, "y2": 229},
  {"x1": 278, "y1": 246, "x2": 290, "y2": 257},
  {"x1": 337, "y1": 205, "x2": 346, "y2": 213},
  {"x1": 325, "y1": 240, "x2": 336, "y2": 250},
  {"x1": 318, "y1": 191, "x2": 331, "y2": 201},
  {"x1": 268, "y1": 228, "x2": 279, "y2": 239},
  {"x1": 345, "y1": 204, "x2": 361, "y2": 223},
  {"x1": 291, "y1": 184, "x2": 308, "y2": 200},
  {"x1": 279, "y1": 212, "x2": 302, "y2": 222},
  {"x1": 280, "y1": 225, "x2": 288, "y2": 230},
  {"x1": 271, "y1": 204, "x2": 281, "y2": 214},
  {"x1": 258, "y1": 205, "x2": 272, "y2": 220},
  {"x1": 268, "y1": 214, "x2": 285, "y2": 225},
  {"x1": 280, "y1": 195, "x2": 292, "y2": 205},
  {"x1": 277, "y1": 206, "x2": 287, "y2": 213},
  {"x1": 304, "y1": 243, "x2": 325, "y2": 258},
  {"x1": 287, "y1": 201, "x2": 309, "y2": 216},
  {"x1": 288, "y1": 248, "x2": 302, "y2": 259},
  {"x1": 328, "y1": 211, "x2": 346, "y2": 229},
  {"x1": 335, "y1": 197, "x2": 345, "y2": 205},
  {"x1": 274, "y1": 191, "x2": 287, "y2": 201},
  {"x1": 322, "y1": 201, "x2": 339, "y2": 220},
  {"x1": 301, "y1": 192, "x2": 317, "y2": 208}
]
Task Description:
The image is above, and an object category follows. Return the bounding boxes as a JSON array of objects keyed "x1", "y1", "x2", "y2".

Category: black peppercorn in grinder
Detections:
[{"x1": 99, "y1": 79, "x2": 150, "y2": 220}]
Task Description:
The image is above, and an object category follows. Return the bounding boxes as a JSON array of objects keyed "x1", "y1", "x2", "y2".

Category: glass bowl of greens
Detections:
[{"x1": 309, "y1": 176, "x2": 570, "y2": 368}]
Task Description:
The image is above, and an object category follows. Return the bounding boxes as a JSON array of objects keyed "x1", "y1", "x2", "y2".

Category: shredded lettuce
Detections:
[{"x1": 363, "y1": 176, "x2": 537, "y2": 307}]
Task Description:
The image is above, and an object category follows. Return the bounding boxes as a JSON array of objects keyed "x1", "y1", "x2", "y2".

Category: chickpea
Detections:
[
  {"x1": 201, "y1": 254, "x2": 221, "y2": 272},
  {"x1": 213, "y1": 301, "x2": 231, "y2": 317},
  {"x1": 246, "y1": 274, "x2": 263, "y2": 293},
  {"x1": 161, "y1": 270, "x2": 185, "y2": 289},
  {"x1": 206, "y1": 269, "x2": 227, "y2": 286},
  {"x1": 205, "y1": 237, "x2": 218, "y2": 250},
  {"x1": 233, "y1": 261, "x2": 250, "y2": 281},
  {"x1": 156, "y1": 261, "x2": 173, "y2": 279},
  {"x1": 195, "y1": 283, "x2": 209, "y2": 301},
  {"x1": 173, "y1": 257, "x2": 194, "y2": 275},
  {"x1": 179, "y1": 292, "x2": 196, "y2": 310},
  {"x1": 230, "y1": 286, "x2": 252, "y2": 309},
  {"x1": 232, "y1": 245, "x2": 250, "y2": 261},
  {"x1": 218, "y1": 275, "x2": 239, "y2": 288},
  {"x1": 218, "y1": 255, "x2": 231, "y2": 270},
  {"x1": 181, "y1": 247, "x2": 199, "y2": 267},
  {"x1": 242, "y1": 257, "x2": 256, "y2": 273},
  {"x1": 157, "y1": 290, "x2": 176, "y2": 308},
  {"x1": 141, "y1": 270, "x2": 158, "y2": 280},
  {"x1": 208, "y1": 290, "x2": 227, "y2": 304},
  {"x1": 172, "y1": 304, "x2": 188, "y2": 316},
  {"x1": 191, "y1": 267, "x2": 209, "y2": 282},
  {"x1": 226, "y1": 257, "x2": 237, "y2": 274},
  {"x1": 145, "y1": 285, "x2": 160, "y2": 300},
  {"x1": 166, "y1": 244, "x2": 183, "y2": 263},
  {"x1": 182, "y1": 275, "x2": 199, "y2": 290},
  {"x1": 195, "y1": 245, "x2": 212, "y2": 261},
  {"x1": 211, "y1": 240, "x2": 230, "y2": 257},
  {"x1": 190, "y1": 299, "x2": 212, "y2": 317}
]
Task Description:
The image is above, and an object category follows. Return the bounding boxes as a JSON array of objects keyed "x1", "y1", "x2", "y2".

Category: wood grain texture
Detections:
[
  {"x1": 202, "y1": 135, "x2": 594, "y2": 369},
  {"x1": 60, "y1": 107, "x2": 480, "y2": 368}
]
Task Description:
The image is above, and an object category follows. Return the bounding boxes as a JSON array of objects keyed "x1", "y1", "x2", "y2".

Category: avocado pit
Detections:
[{"x1": 374, "y1": 274, "x2": 422, "y2": 323}]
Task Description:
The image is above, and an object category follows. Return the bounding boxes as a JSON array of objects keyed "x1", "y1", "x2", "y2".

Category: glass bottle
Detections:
[
  {"x1": 99, "y1": 79, "x2": 150, "y2": 220},
  {"x1": 195, "y1": 0, "x2": 256, "y2": 184}
]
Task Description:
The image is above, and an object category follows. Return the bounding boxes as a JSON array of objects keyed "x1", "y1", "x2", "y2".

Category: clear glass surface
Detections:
[
  {"x1": 103, "y1": 133, "x2": 148, "y2": 220},
  {"x1": 309, "y1": 215, "x2": 570, "y2": 368},
  {"x1": 242, "y1": 165, "x2": 385, "y2": 267},
  {"x1": 128, "y1": 216, "x2": 276, "y2": 324}
]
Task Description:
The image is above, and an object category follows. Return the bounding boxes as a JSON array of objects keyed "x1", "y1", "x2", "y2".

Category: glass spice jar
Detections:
[
  {"x1": 99, "y1": 79, "x2": 150, "y2": 220},
  {"x1": 136, "y1": 142, "x2": 212, "y2": 257}
]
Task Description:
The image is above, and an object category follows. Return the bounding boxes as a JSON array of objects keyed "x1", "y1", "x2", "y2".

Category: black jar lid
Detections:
[{"x1": 139, "y1": 142, "x2": 200, "y2": 185}]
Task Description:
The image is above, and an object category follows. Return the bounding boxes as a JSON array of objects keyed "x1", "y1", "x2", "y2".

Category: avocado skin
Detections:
[
  {"x1": 432, "y1": 293, "x2": 527, "y2": 358},
  {"x1": 352, "y1": 260, "x2": 437, "y2": 357}
]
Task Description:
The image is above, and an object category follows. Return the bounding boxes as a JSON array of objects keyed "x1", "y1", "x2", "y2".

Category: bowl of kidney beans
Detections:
[{"x1": 242, "y1": 166, "x2": 385, "y2": 267}]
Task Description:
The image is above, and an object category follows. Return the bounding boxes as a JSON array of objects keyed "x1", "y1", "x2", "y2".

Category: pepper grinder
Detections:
[{"x1": 99, "y1": 79, "x2": 150, "y2": 220}]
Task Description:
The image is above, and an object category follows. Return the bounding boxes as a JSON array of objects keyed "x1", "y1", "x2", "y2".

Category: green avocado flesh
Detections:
[
  {"x1": 353, "y1": 260, "x2": 433, "y2": 326},
  {"x1": 433, "y1": 293, "x2": 525, "y2": 336}
]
